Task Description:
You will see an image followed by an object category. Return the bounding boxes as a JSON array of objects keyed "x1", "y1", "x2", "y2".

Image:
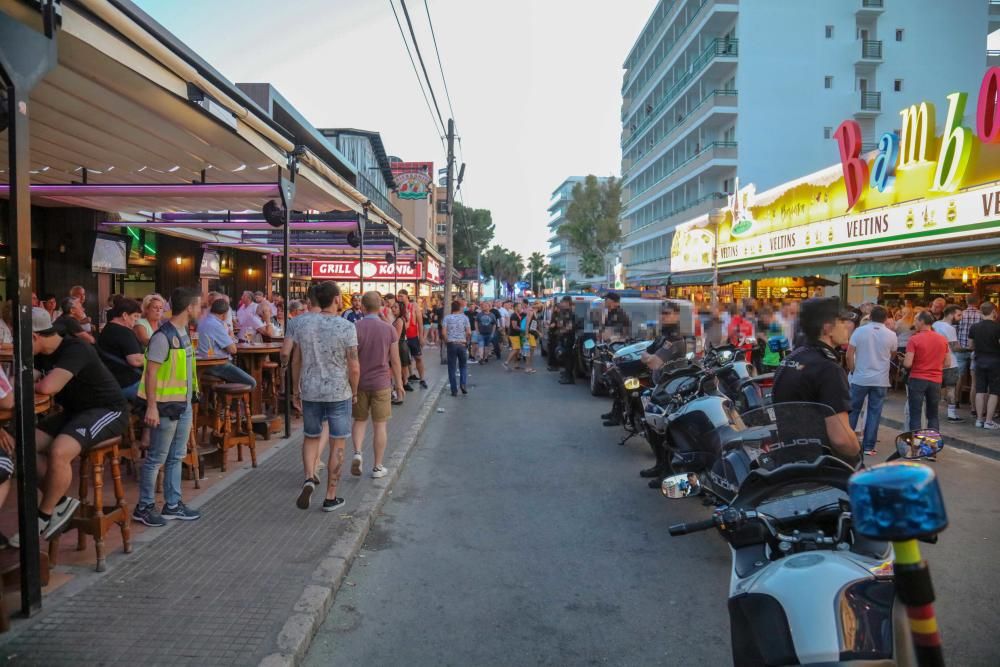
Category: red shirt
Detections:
[
  {"x1": 728, "y1": 316, "x2": 754, "y2": 351},
  {"x1": 906, "y1": 330, "x2": 949, "y2": 383}
]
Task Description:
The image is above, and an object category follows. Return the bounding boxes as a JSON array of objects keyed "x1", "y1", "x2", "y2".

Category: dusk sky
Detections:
[{"x1": 133, "y1": 0, "x2": 658, "y2": 261}]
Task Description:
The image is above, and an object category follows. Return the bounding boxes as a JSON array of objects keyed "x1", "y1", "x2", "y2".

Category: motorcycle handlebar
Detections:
[{"x1": 668, "y1": 516, "x2": 717, "y2": 536}]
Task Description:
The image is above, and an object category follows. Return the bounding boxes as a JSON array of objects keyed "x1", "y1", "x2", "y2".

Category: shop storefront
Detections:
[
  {"x1": 304, "y1": 259, "x2": 440, "y2": 298},
  {"x1": 668, "y1": 66, "x2": 1000, "y2": 306}
]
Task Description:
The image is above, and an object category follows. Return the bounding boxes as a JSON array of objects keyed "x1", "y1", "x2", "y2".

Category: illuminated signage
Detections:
[
  {"x1": 390, "y1": 161, "x2": 433, "y2": 200},
  {"x1": 425, "y1": 257, "x2": 443, "y2": 285},
  {"x1": 670, "y1": 218, "x2": 715, "y2": 272},
  {"x1": 310, "y1": 260, "x2": 424, "y2": 280},
  {"x1": 836, "y1": 68, "x2": 1000, "y2": 210}
]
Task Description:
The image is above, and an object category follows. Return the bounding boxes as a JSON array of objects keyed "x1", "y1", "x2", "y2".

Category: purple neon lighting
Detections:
[
  {"x1": 0, "y1": 183, "x2": 280, "y2": 197},
  {"x1": 103, "y1": 221, "x2": 357, "y2": 231}
]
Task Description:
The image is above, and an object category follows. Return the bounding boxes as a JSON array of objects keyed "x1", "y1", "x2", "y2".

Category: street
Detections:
[{"x1": 306, "y1": 360, "x2": 1000, "y2": 667}]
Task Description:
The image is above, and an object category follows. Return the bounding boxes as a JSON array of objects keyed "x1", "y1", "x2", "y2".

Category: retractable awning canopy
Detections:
[{"x1": 0, "y1": 0, "x2": 399, "y2": 227}]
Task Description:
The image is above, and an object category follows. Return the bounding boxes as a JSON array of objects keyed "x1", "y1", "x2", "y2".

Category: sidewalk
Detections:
[
  {"x1": 878, "y1": 389, "x2": 1000, "y2": 461},
  {"x1": 0, "y1": 361, "x2": 445, "y2": 667}
]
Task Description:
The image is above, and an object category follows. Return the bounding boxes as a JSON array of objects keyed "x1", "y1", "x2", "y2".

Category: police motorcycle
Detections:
[
  {"x1": 662, "y1": 404, "x2": 948, "y2": 667},
  {"x1": 705, "y1": 344, "x2": 774, "y2": 416},
  {"x1": 640, "y1": 345, "x2": 773, "y2": 496}
]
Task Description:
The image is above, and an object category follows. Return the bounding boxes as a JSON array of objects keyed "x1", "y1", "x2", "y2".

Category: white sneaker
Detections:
[
  {"x1": 351, "y1": 452, "x2": 363, "y2": 477},
  {"x1": 9, "y1": 496, "x2": 80, "y2": 547},
  {"x1": 372, "y1": 465, "x2": 388, "y2": 479},
  {"x1": 983, "y1": 422, "x2": 1000, "y2": 431},
  {"x1": 976, "y1": 419, "x2": 985, "y2": 428},
  {"x1": 468, "y1": 359, "x2": 478, "y2": 365}
]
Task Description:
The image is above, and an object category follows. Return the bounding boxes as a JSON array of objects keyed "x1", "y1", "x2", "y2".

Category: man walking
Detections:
[
  {"x1": 282, "y1": 281, "x2": 359, "y2": 512},
  {"x1": 443, "y1": 300, "x2": 471, "y2": 396},
  {"x1": 847, "y1": 305, "x2": 897, "y2": 456},
  {"x1": 475, "y1": 305, "x2": 497, "y2": 364},
  {"x1": 969, "y1": 301, "x2": 1000, "y2": 429},
  {"x1": 398, "y1": 290, "x2": 427, "y2": 388},
  {"x1": 933, "y1": 305, "x2": 964, "y2": 423},
  {"x1": 350, "y1": 292, "x2": 404, "y2": 479},
  {"x1": 903, "y1": 311, "x2": 951, "y2": 433},
  {"x1": 133, "y1": 287, "x2": 202, "y2": 526}
]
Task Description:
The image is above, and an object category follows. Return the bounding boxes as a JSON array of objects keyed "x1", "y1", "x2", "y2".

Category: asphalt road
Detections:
[{"x1": 305, "y1": 360, "x2": 1000, "y2": 667}]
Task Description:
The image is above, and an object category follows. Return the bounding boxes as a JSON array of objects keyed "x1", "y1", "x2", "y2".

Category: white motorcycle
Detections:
[{"x1": 663, "y1": 405, "x2": 947, "y2": 667}]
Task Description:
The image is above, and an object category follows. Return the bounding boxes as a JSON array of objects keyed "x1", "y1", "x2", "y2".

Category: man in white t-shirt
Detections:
[
  {"x1": 933, "y1": 305, "x2": 963, "y2": 422},
  {"x1": 846, "y1": 305, "x2": 898, "y2": 455}
]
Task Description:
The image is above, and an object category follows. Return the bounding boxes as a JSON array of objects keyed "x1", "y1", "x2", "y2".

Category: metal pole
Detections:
[
  {"x1": 281, "y1": 163, "x2": 295, "y2": 439},
  {"x1": 1, "y1": 4, "x2": 59, "y2": 616},
  {"x1": 443, "y1": 118, "x2": 456, "y2": 327},
  {"x1": 710, "y1": 210, "x2": 720, "y2": 309}
]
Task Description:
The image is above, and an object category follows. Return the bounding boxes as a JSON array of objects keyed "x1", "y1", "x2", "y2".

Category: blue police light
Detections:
[{"x1": 848, "y1": 462, "x2": 948, "y2": 541}]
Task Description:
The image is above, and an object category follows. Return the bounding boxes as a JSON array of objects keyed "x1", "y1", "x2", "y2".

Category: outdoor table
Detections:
[
  {"x1": 0, "y1": 393, "x2": 53, "y2": 422},
  {"x1": 235, "y1": 343, "x2": 282, "y2": 417}
]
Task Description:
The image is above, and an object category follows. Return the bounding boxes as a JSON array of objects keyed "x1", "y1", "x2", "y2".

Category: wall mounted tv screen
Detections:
[
  {"x1": 92, "y1": 233, "x2": 128, "y2": 275},
  {"x1": 200, "y1": 249, "x2": 221, "y2": 278}
]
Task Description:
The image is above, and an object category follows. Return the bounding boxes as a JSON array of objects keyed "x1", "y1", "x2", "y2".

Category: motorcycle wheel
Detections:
[{"x1": 590, "y1": 364, "x2": 607, "y2": 397}]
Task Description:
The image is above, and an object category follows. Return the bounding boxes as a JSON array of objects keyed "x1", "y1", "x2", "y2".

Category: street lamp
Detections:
[{"x1": 708, "y1": 208, "x2": 725, "y2": 309}]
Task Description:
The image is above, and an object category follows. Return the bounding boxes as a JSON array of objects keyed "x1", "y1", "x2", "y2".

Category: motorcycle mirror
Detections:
[
  {"x1": 685, "y1": 351, "x2": 695, "y2": 361},
  {"x1": 894, "y1": 429, "x2": 944, "y2": 460},
  {"x1": 660, "y1": 473, "x2": 701, "y2": 499},
  {"x1": 583, "y1": 339, "x2": 596, "y2": 350}
]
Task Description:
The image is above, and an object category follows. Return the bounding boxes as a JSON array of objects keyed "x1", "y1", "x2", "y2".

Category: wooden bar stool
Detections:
[
  {"x1": 211, "y1": 383, "x2": 257, "y2": 472},
  {"x1": 196, "y1": 375, "x2": 224, "y2": 445},
  {"x1": 119, "y1": 411, "x2": 144, "y2": 478},
  {"x1": 261, "y1": 360, "x2": 280, "y2": 415},
  {"x1": 69, "y1": 436, "x2": 132, "y2": 572}
]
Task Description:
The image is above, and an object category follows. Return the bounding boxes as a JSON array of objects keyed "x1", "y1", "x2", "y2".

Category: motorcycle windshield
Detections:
[
  {"x1": 739, "y1": 402, "x2": 836, "y2": 466},
  {"x1": 612, "y1": 341, "x2": 649, "y2": 360}
]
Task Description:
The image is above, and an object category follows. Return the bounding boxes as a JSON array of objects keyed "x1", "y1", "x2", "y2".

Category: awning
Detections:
[{"x1": 668, "y1": 271, "x2": 714, "y2": 286}]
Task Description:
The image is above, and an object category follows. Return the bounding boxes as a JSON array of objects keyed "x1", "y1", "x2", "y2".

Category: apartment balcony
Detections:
[
  {"x1": 856, "y1": 0, "x2": 884, "y2": 17},
  {"x1": 624, "y1": 89, "x2": 738, "y2": 181},
  {"x1": 622, "y1": 38, "x2": 738, "y2": 150},
  {"x1": 624, "y1": 141, "x2": 737, "y2": 210},
  {"x1": 857, "y1": 39, "x2": 883, "y2": 64},
  {"x1": 856, "y1": 91, "x2": 882, "y2": 117},
  {"x1": 622, "y1": 191, "x2": 727, "y2": 244}
]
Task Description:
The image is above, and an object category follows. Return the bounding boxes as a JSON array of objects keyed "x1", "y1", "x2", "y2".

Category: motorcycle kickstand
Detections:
[{"x1": 618, "y1": 431, "x2": 637, "y2": 447}]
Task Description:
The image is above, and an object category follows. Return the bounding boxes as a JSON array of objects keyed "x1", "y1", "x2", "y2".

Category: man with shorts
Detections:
[
  {"x1": 504, "y1": 302, "x2": 523, "y2": 371},
  {"x1": 351, "y1": 292, "x2": 404, "y2": 478},
  {"x1": 283, "y1": 281, "x2": 359, "y2": 511},
  {"x1": 956, "y1": 295, "x2": 982, "y2": 416},
  {"x1": 933, "y1": 305, "x2": 964, "y2": 423},
  {"x1": 475, "y1": 306, "x2": 497, "y2": 364},
  {"x1": 969, "y1": 302, "x2": 1000, "y2": 429},
  {"x1": 398, "y1": 290, "x2": 427, "y2": 388},
  {"x1": 30, "y1": 307, "x2": 128, "y2": 541}
]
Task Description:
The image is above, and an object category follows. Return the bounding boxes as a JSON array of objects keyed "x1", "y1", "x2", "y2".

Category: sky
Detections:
[{"x1": 132, "y1": 0, "x2": 658, "y2": 262}]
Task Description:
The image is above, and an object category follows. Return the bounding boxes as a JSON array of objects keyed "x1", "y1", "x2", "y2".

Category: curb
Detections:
[
  {"x1": 879, "y1": 415, "x2": 1000, "y2": 462},
  {"x1": 259, "y1": 377, "x2": 447, "y2": 667}
]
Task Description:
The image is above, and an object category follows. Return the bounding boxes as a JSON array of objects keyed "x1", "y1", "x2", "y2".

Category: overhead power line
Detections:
[
  {"x1": 399, "y1": 0, "x2": 447, "y2": 135},
  {"x1": 389, "y1": 0, "x2": 446, "y2": 144},
  {"x1": 423, "y1": 0, "x2": 456, "y2": 121}
]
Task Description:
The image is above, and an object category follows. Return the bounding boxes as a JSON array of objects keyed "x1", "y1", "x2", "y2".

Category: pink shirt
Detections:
[{"x1": 355, "y1": 315, "x2": 397, "y2": 392}]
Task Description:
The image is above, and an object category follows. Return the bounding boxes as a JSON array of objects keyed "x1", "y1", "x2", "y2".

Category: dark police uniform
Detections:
[
  {"x1": 771, "y1": 341, "x2": 851, "y2": 412},
  {"x1": 552, "y1": 307, "x2": 578, "y2": 382},
  {"x1": 601, "y1": 307, "x2": 631, "y2": 341}
]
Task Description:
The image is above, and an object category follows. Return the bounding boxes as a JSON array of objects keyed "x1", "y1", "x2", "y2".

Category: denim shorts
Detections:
[{"x1": 302, "y1": 399, "x2": 352, "y2": 438}]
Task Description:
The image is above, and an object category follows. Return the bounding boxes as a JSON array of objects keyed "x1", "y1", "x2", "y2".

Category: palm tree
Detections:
[
  {"x1": 527, "y1": 252, "x2": 546, "y2": 294},
  {"x1": 481, "y1": 245, "x2": 508, "y2": 298},
  {"x1": 499, "y1": 250, "x2": 524, "y2": 298}
]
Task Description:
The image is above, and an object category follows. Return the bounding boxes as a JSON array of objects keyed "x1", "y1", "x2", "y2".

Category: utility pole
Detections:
[{"x1": 441, "y1": 119, "x2": 456, "y2": 364}]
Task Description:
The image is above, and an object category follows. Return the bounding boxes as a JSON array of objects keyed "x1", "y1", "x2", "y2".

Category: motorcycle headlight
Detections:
[{"x1": 624, "y1": 377, "x2": 640, "y2": 391}]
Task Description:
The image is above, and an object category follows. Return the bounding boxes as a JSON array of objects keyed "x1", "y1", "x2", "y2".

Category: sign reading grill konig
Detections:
[
  {"x1": 715, "y1": 182, "x2": 1000, "y2": 267},
  {"x1": 310, "y1": 260, "x2": 424, "y2": 280}
]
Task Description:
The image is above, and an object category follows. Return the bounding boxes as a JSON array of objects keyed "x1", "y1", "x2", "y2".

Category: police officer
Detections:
[
  {"x1": 551, "y1": 296, "x2": 578, "y2": 384},
  {"x1": 602, "y1": 302, "x2": 687, "y2": 443},
  {"x1": 599, "y1": 292, "x2": 631, "y2": 342},
  {"x1": 771, "y1": 297, "x2": 861, "y2": 464}
]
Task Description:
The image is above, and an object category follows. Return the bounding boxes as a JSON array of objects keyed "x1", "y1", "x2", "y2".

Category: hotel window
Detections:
[
  {"x1": 825, "y1": 25, "x2": 833, "y2": 39},
  {"x1": 894, "y1": 79, "x2": 903, "y2": 92},
  {"x1": 824, "y1": 127, "x2": 832, "y2": 139},
  {"x1": 824, "y1": 76, "x2": 833, "y2": 89},
  {"x1": 895, "y1": 29, "x2": 904, "y2": 42}
]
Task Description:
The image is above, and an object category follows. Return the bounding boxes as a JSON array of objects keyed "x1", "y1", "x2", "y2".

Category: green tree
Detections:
[
  {"x1": 453, "y1": 202, "x2": 495, "y2": 270},
  {"x1": 526, "y1": 251, "x2": 546, "y2": 294},
  {"x1": 545, "y1": 263, "x2": 564, "y2": 291},
  {"x1": 557, "y1": 175, "x2": 623, "y2": 278}
]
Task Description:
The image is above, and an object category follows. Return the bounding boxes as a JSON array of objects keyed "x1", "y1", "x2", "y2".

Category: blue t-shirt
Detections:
[{"x1": 196, "y1": 314, "x2": 235, "y2": 360}]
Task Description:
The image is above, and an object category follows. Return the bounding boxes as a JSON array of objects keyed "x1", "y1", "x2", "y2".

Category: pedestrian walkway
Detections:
[
  {"x1": 0, "y1": 364, "x2": 444, "y2": 666},
  {"x1": 878, "y1": 390, "x2": 1000, "y2": 460}
]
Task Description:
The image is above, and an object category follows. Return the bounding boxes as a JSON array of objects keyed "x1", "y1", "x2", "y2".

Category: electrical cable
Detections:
[
  {"x1": 423, "y1": 0, "x2": 456, "y2": 121},
  {"x1": 399, "y1": 0, "x2": 447, "y2": 134},
  {"x1": 389, "y1": 0, "x2": 446, "y2": 145}
]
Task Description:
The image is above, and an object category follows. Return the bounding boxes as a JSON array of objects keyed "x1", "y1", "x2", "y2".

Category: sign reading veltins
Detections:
[{"x1": 310, "y1": 260, "x2": 424, "y2": 280}]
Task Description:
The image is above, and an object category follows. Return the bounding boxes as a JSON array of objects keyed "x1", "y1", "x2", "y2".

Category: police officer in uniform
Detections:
[
  {"x1": 551, "y1": 296, "x2": 578, "y2": 384},
  {"x1": 600, "y1": 292, "x2": 631, "y2": 342},
  {"x1": 771, "y1": 297, "x2": 861, "y2": 464}
]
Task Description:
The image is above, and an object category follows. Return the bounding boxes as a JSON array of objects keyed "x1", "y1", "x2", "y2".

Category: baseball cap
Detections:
[{"x1": 32, "y1": 307, "x2": 56, "y2": 335}]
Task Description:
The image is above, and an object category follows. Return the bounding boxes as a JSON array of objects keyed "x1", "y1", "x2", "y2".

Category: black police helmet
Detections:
[{"x1": 799, "y1": 296, "x2": 841, "y2": 341}]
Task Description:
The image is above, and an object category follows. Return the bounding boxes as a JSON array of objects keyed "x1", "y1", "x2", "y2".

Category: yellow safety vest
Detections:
[{"x1": 138, "y1": 322, "x2": 199, "y2": 404}]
